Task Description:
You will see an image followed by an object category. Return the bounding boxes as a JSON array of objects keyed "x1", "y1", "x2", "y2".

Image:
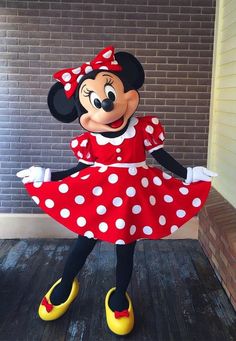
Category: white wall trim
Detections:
[
  {"x1": 0, "y1": 214, "x2": 77, "y2": 239},
  {"x1": 0, "y1": 214, "x2": 199, "y2": 239}
]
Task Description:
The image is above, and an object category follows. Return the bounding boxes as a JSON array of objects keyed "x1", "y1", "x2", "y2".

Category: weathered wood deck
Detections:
[{"x1": 0, "y1": 239, "x2": 235, "y2": 341}]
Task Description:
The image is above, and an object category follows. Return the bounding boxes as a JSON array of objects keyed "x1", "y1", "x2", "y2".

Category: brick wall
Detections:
[
  {"x1": 0, "y1": 0, "x2": 216, "y2": 213},
  {"x1": 199, "y1": 188, "x2": 236, "y2": 311}
]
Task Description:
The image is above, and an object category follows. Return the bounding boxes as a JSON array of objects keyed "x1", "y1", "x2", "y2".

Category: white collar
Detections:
[{"x1": 91, "y1": 116, "x2": 139, "y2": 146}]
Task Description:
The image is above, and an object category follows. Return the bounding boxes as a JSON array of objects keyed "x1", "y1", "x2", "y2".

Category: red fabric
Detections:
[
  {"x1": 70, "y1": 116, "x2": 164, "y2": 165},
  {"x1": 53, "y1": 46, "x2": 122, "y2": 99},
  {"x1": 42, "y1": 297, "x2": 53, "y2": 312},
  {"x1": 114, "y1": 309, "x2": 130, "y2": 319},
  {"x1": 25, "y1": 116, "x2": 211, "y2": 245}
]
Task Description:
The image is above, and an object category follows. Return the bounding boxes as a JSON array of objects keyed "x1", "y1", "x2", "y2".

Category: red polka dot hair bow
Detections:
[{"x1": 53, "y1": 46, "x2": 122, "y2": 99}]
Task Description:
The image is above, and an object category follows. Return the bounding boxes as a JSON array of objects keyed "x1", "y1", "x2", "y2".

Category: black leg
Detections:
[
  {"x1": 109, "y1": 241, "x2": 136, "y2": 312},
  {"x1": 50, "y1": 235, "x2": 97, "y2": 305}
]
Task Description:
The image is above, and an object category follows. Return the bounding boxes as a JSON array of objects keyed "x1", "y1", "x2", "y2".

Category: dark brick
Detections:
[
  {"x1": 180, "y1": 21, "x2": 201, "y2": 28},
  {"x1": 158, "y1": 35, "x2": 179, "y2": 43},
  {"x1": 180, "y1": 6, "x2": 201, "y2": 14},
  {"x1": 179, "y1": 36, "x2": 199, "y2": 43},
  {"x1": 201, "y1": 22, "x2": 215, "y2": 29}
]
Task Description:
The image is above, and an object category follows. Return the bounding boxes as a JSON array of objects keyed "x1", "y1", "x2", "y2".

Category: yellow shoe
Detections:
[
  {"x1": 105, "y1": 288, "x2": 134, "y2": 336},
  {"x1": 38, "y1": 278, "x2": 79, "y2": 321}
]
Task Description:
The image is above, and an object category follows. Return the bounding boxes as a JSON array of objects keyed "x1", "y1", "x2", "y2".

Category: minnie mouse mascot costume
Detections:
[{"x1": 17, "y1": 46, "x2": 217, "y2": 336}]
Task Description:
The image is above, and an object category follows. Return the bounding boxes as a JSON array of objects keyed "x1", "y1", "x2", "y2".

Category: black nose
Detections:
[{"x1": 101, "y1": 98, "x2": 114, "y2": 112}]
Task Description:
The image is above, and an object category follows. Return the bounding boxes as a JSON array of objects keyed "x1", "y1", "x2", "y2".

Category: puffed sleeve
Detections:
[
  {"x1": 70, "y1": 133, "x2": 95, "y2": 164},
  {"x1": 142, "y1": 116, "x2": 165, "y2": 153}
]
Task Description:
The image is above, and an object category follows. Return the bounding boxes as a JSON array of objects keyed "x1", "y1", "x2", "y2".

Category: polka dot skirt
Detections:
[{"x1": 25, "y1": 165, "x2": 211, "y2": 245}]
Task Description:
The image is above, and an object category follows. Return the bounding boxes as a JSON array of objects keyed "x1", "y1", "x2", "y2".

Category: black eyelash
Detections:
[
  {"x1": 105, "y1": 78, "x2": 114, "y2": 86},
  {"x1": 83, "y1": 88, "x2": 92, "y2": 97}
]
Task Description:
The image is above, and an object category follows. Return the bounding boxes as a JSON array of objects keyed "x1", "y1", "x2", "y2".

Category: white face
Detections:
[{"x1": 78, "y1": 72, "x2": 139, "y2": 133}]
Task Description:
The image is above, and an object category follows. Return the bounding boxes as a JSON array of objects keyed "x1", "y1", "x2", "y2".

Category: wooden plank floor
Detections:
[{"x1": 0, "y1": 239, "x2": 235, "y2": 341}]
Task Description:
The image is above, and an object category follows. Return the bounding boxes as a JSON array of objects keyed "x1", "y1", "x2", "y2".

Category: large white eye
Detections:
[
  {"x1": 90, "y1": 92, "x2": 102, "y2": 109},
  {"x1": 105, "y1": 85, "x2": 116, "y2": 101}
]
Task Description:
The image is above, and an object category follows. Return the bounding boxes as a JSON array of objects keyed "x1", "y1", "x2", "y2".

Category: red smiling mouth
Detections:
[{"x1": 109, "y1": 116, "x2": 124, "y2": 129}]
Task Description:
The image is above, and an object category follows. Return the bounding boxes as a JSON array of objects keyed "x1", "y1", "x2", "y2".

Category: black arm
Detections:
[
  {"x1": 151, "y1": 148, "x2": 187, "y2": 179},
  {"x1": 51, "y1": 162, "x2": 90, "y2": 181}
]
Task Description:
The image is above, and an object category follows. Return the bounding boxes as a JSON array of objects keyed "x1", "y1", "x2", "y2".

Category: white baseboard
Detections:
[
  {"x1": 0, "y1": 214, "x2": 198, "y2": 239},
  {"x1": 0, "y1": 214, "x2": 77, "y2": 239}
]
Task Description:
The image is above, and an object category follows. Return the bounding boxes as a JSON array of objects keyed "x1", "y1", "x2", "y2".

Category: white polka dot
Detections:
[
  {"x1": 81, "y1": 174, "x2": 90, "y2": 180},
  {"x1": 62, "y1": 72, "x2": 71, "y2": 82},
  {"x1": 76, "y1": 75, "x2": 83, "y2": 83},
  {"x1": 96, "y1": 205, "x2": 107, "y2": 215},
  {"x1": 117, "y1": 156, "x2": 122, "y2": 161},
  {"x1": 77, "y1": 151, "x2": 83, "y2": 158},
  {"x1": 71, "y1": 139, "x2": 78, "y2": 148},
  {"x1": 128, "y1": 167, "x2": 137, "y2": 176},
  {"x1": 60, "y1": 208, "x2": 70, "y2": 218},
  {"x1": 71, "y1": 171, "x2": 79, "y2": 178},
  {"x1": 163, "y1": 172, "x2": 172, "y2": 180},
  {"x1": 115, "y1": 219, "x2": 125, "y2": 229},
  {"x1": 112, "y1": 197, "x2": 123, "y2": 207},
  {"x1": 143, "y1": 226, "x2": 153, "y2": 235},
  {"x1": 85, "y1": 65, "x2": 93, "y2": 74},
  {"x1": 80, "y1": 139, "x2": 88, "y2": 147},
  {"x1": 108, "y1": 173, "x2": 118, "y2": 184},
  {"x1": 64, "y1": 83, "x2": 71, "y2": 91},
  {"x1": 192, "y1": 198, "x2": 201, "y2": 207},
  {"x1": 103, "y1": 49, "x2": 112, "y2": 59},
  {"x1": 159, "y1": 215, "x2": 166, "y2": 226},
  {"x1": 77, "y1": 217, "x2": 86, "y2": 227},
  {"x1": 171, "y1": 225, "x2": 178, "y2": 233},
  {"x1": 84, "y1": 231, "x2": 94, "y2": 239},
  {"x1": 141, "y1": 177, "x2": 149, "y2": 188},
  {"x1": 149, "y1": 195, "x2": 156, "y2": 206},
  {"x1": 130, "y1": 225, "x2": 136, "y2": 235},
  {"x1": 132, "y1": 205, "x2": 142, "y2": 214},
  {"x1": 98, "y1": 166, "x2": 108, "y2": 173},
  {"x1": 182, "y1": 181, "x2": 190, "y2": 186},
  {"x1": 59, "y1": 184, "x2": 69, "y2": 193},
  {"x1": 75, "y1": 195, "x2": 85, "y2": 205},
  {"x1": 159, "y1": 132, "x2": 165, "y2": 141},
  {"x1": 153, "y1": 176, "x2": 162, "y2": 186},
  {"x1": 164, "y1": 195, "x2": 173, "y2": 203},
  {"x1": 116, "y1": 148, "x2": 121, "y2": 153},
  {"x1": 111, "y1": 60, "x2": 118, "y2": 65},
  {"x1": 72, "y1": 67, "x2": 81, "y2": 74},
  {"x1": 126, "y1": 187, "x2": 136, "y2": 197},
  {"x1": 145, "y1": 125, "x2": 154, "y2": 134},
  {"x1": 152, "y1": 117, "x2": 159, "y2": 125},
  {"x1": 92, "y1": 186, "x2": 103, "y2": 196},
  {"x1": 45, "y1": 199, "x2": 54, "y2": 208},
  {"x1": 179, "y1": 187, "x2": 189, "y2": 195},
  {"x1": 144, "y1": 139, "x2": 151, "y2": 146},
  {"x1": 33, "y1": 182, "x2": 42, "y2": 188},
  {"x1": 99, "y1": 66, "x2": 109, "y2": 70},
  {"x1": 99, "y1": 222, "x2": 108, "y2": 233},
  {"x1": 32, "y1": 196, "x2": 39, "y2": 204},
  {"x1": 115, "y1": 239, "x2": 125, "y2": 245},
  {"x1": 176, "y1": 209, "x2": 186, "y2": 218}
]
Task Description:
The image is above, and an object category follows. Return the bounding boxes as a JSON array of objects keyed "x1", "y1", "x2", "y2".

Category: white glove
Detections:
[
  {"x1": 185, "y1": 166, "x2": 218, "y2": 184},
  {"x1": 16, "y1": 166, "x2": 51, "y2": 184}
]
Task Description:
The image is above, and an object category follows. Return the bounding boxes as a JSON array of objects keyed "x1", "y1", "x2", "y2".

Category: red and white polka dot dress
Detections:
[{"x1": 25, "y1": 116, "x2": 211, "y2": 245}]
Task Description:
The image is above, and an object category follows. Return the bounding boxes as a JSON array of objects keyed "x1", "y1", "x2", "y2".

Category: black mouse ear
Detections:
[
  {"x1": 115, "y1": 52, "x2": 145, "y2": 90},
  {"x1": 47, "y1": 82, "x2": 78, "y2": 123}
]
